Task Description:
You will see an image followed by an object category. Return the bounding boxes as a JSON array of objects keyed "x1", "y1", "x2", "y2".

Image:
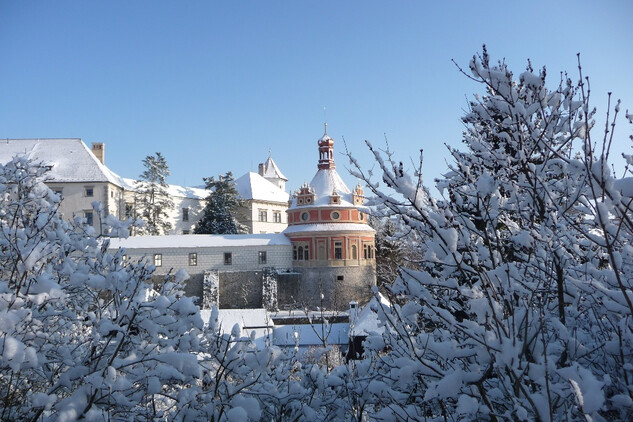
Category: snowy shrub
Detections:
[
  {"x1": 0, "y1": 157, "x2": 202, "y2": 420},
  {"x1": 350, "y1": 47, "x2": 633, "y2": 421}
]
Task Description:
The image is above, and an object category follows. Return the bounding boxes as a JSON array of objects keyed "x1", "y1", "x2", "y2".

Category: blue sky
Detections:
[{"x1": 1, "y1": 1, "x2": 632, "y2": 195}]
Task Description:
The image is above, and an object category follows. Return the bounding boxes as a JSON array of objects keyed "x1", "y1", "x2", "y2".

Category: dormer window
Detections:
[
  {"x1": 329, "y1": 189, "x2": 341, "y2": 205},
  {"x1": 295, "y1": 183, "x2": 315, "y2": 207}
]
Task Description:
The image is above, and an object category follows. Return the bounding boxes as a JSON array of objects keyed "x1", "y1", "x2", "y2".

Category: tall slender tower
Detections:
[{"x1": 282, "y1": 126, "x2": 376, "y2": 310}]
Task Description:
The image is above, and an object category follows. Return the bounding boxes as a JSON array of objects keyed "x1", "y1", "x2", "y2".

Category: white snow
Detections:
[
  {"x1": 283, "y1": 222, "x2": 375, "y2": 234},
  {"x1": 288, "y1": 168, "x2": 359, "y2": 209},
  {"x1": 108, "y1": 233, "x2": 291, "y2": 249},
  {"x1": 0, "y1": 139, "x2": 127, "y2": 186},
  {"x1": 260, "y1": 156, "x2": 287, "y2": 181},
  {"x1": 235, "y1": 172, "x2": 289, "y2": 203}
]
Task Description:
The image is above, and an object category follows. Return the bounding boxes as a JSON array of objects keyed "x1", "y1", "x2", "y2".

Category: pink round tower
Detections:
[{"x1": 283, "y1": 125, "x2": 376, "y2": 310}]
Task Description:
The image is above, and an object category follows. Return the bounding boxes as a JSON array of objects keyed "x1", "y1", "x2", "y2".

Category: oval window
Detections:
[
  {"x1": 359, "y1": 212, "x2": 364, "y2": 220},
  {"x1": 331, "y1": 211, "x2": 341, "y2": 220},
  {"x1": 301, "y1": 212, "x2": 310, "y2": 221}
]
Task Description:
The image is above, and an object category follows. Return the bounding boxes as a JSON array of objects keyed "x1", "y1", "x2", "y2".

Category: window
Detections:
[
  {"x1": 334, "y1": 241, "x2": 343, "y2": 260},
  {"x1": 273, "y1": 211, "x2": 282, "y2": 223},
  {"x1": 125, "y1": 203, "x2": 134, "y2": 219},
  {"x1": 85, "y1": 187, "x2": 94, "y2": 197},
  {"x1": 189, "y1": 253, "x2": 197, "y2": 266},
  {"x1": 301, "y1": 212, "x2": 309, "y2": 222},
  {"x1": 182, "y1": 208, "x2": 189, "y2": 222},
  {"x1": 122, "y1": 255, "x2": 127, "y2": 263},
  {"x1": 224, "y1": 252, "x2": 232, "y2": 265},
  {"x1": 154, "y1": 254, "x2": 162, "y2": 267},
  {"x1": 293, "y1": 243, "x2": 310, "y2": 261},
  {"x1": 183, "y1": 230, "x2": 190, "y2": 235},
  {"x1": 331, "y1": 211, "x2": 341, "y2": 220},
  {"x1": 258, "y1": 251, "x2": 267, "y2": 264},
  {"x1": 110, "y1": 190, "x2": 114, "y2": 198},
  {"x1": 259, "y1": 209, "x2": 267, "y2": 222},
  {"x1": 84, "y1": 211, "x2": 94, "y2": 226},
  {"x1": 364, "y1": 244, "x2": 374, "y2": 259},
  {"x1": 337, "y1": 275, "x2": 344, "y2": 281},
  {"x1": 351, "y1": 244, "x2": 358, "y2": 260}
]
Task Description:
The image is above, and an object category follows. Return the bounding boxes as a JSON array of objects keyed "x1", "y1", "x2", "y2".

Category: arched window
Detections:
[{"x1": 351, "y1": 244, "x2": 358, "y2": 260}]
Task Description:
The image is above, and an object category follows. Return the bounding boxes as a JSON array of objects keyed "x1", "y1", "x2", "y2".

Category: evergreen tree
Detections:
[
  {"x1": 195, "y1": 171, "x2": 245, "y2": 234},
  {"x1": 135, "y1": 152, "x2": 174, "y2": 235},
  {"x1": 372, "y1": 217, "x2": 406, "y2": 289}
]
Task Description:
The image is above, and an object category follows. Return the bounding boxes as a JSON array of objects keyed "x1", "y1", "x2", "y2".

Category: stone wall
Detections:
[
  {"x1": 292, "y1": 265, "x2": 376, "y2": 311},
  {"x1": 218, "y1": 271, "x2": 265, "y2": 309}
]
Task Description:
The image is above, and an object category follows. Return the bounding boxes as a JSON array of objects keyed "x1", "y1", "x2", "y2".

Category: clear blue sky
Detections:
[{"x1": 1, "y1": 1, "x2": 632, "y2": 195}]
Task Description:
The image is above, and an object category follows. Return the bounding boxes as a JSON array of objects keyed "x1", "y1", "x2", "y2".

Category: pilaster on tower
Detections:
[{"x1": 318, "y1": 123, "x2": 336, "y2": 170}]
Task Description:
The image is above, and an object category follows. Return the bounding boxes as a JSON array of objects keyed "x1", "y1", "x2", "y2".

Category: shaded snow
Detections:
[{"x1": 260, "y1": 156, "x2": 287, "y2": 181}]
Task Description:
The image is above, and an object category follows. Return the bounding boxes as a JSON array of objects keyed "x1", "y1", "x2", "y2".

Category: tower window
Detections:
[
  {"x1": 363, "y1": 244, "x2": 374, "y2": 259},
  {"x1": 334, "y1": 241, "x2": 343, "y2": 260},
  {"x1": 293, "y1": 243, "x2": 310, "y2": 261}
]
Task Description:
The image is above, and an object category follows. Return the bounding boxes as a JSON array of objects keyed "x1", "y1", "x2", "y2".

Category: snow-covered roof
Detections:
[
  {"x1": 0, "y1": 139, "x2": 127, "y2": 187},
  {"x1": 122, "y1": 177, "x2": 207, "y2": 200},
  {"x1": 260, "y1": 156, "x2": 287, "y2": 181},
  {"x1": 200, "y1": 308, "x2": 273, "y2": 329},
  {"x1": 108, "y1": 233, "x2": 291, "y2": 250},
  {"x1": 349, "y1": 293, "x2": 391, "y2": 337},
  {"x1": 319, "y1": 133, "x2": 334, "y2": 143},
  {"x1": 289, "y1": 168, "x2": 359, "y2": 209},
  {"x1": 235, "y1": 172, "x2": 289, "y2": 203},
  {"x1": 283, "y1": 223, "x2": 375, "y2": 234}
]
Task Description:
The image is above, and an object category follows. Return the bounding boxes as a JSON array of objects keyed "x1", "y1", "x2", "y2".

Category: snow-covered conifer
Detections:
[
  {"x1": 195, "y1": 172, "x2": 246, "y2": 234},
  {"x1": 134, "y1": 152, "x2": 174, "y2": 235}
]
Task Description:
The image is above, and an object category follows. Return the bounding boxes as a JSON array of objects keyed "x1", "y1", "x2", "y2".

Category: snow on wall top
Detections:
[
  {"x1": 0, "y1": 139, "x2": 127, "y2": 186},
  {"x1": 108, "y1": 233, "x2": 291, "y2": 250},
  {"x1": 283, "y1": 222, "x2": 375, "y2": 234},
  {"x1": 235, "y1": 172, "x2": 289, "y2": 203},
  {"x1": 261, "y1": 156, "x2": 287, "y2": 181}
]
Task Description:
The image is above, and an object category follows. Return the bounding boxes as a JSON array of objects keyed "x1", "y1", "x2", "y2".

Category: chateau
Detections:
[{"x1": 1, "y1": 129, "x2": 376, "y2": 311}]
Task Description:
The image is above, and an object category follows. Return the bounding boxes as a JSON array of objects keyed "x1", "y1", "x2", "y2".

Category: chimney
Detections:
[
  {"x1": 258, "y1": 162, "x2": 265, "y2": 176},
  {"x1": 349, "y1": 301, "x2": 358, "y2": 323},
  {"x1": 92, "y1": 142, "x2": 105, "y2": 164}
]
